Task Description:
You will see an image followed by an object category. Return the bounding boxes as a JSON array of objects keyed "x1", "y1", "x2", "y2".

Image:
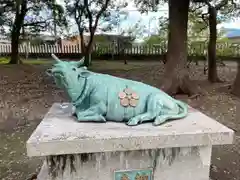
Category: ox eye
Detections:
[{"x1": 72, "y1": 68, "x2": 76, "y2": 71}]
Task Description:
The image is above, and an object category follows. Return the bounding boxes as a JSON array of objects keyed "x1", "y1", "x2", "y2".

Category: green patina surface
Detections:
[{"x1": 47, "y1": 54, "x2": 188, "y2": 126}]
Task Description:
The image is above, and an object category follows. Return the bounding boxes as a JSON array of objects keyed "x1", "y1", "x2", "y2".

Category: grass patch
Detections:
[
  {"x1": 23, "y1": 59, "x2": 53, "y2": 65},
  {"x1": 0, "y1": 57, "x2": 53, "y2": 65},
  {"x1": 89, "y1": 60, "x2": 155, "y2": 71},
  {"x1": 0, "y1": 57, "x2": 160, "y2": 70}
]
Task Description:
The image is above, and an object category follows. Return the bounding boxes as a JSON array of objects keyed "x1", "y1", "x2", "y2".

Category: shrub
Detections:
[{"x1": 0, "y1": 57, "x2": 9, "y2": 63}]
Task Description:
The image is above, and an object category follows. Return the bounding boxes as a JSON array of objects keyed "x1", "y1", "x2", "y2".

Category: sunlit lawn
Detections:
[
  {"x1": 0, "y1": 57, "x2": 53, "y2": 65},
  {"x1": 0, "y1": 57, "x2": 160, "y2": 70}
]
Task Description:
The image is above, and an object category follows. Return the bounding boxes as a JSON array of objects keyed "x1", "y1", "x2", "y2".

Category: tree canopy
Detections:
[{"x1": 0, "y1": 0, "x2": 67, "y2": 63}]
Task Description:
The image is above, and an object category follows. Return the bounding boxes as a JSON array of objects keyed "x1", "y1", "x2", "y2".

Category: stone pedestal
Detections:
[{"x1": 26, "y1": 103, "x2": 234, "y2": 180}]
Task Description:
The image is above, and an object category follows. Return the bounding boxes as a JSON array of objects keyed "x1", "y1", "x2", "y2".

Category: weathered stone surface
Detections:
[
  {"x1": 26, "y1": 103, "x2": 234, "y2": 157},
  {"x1": 37, "y1": 146, "x2": 212, "y2": 180}
]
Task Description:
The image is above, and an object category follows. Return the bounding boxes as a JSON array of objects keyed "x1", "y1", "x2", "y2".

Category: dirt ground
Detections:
[{"x1": 0, "y1": 60, "x2": 239, "y2": 180}]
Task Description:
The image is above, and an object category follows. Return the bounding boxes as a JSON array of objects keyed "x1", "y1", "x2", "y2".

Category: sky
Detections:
[{"x1": 55, "y1": 0, "x2": 240, "y2": 39}]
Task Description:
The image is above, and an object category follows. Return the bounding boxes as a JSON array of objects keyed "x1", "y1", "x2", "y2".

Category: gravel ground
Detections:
[{"x1": 0, "y1": 61, "x2": 239, "y2": 180}]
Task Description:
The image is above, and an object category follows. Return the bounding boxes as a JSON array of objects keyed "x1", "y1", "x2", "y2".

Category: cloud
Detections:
[
  {"x1": 56, "y1": 0, "x2": 65, "y2": 6},
  {"x1": 218, "y1": 18, "x2": 240, "y2": 29},
  {"x1": 115, "y1": 2, "x2": 168, "y2": 37}
]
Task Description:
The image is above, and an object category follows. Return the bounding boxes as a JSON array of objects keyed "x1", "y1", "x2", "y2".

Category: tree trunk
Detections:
[
  {"x1": 79, "y1": 30, "x2": 90, "y2": 67},
  {"x1": 81, "y1": 43, "x2": 91, "y2": 67},
  {"x1": 53, "y1": 9, "x2": 57, "y2": 38},
  {"x1": 83, "y1": 32, "x2": 95, "y2": 67},
  {"x1": 83, "y1": 47, "x2": 91, "y2": 67},
  {"x1": 161, "y1": 0, "x2": 198, "y2": 96},
  {"x1": 83, "y1": 54, "x2": 91, "y2": 66},
  {"x1": 117, "y1": 39, "x2": 128, "y2": 64},
  {"x1": 9, "y1": 0, "x2": 27, "y2": 64},
  {"x1": 232, "y1": 61, "x2": 240, "y2": 97},
  {"x1": 207, "y1": 6, "x2": 221, "y2": 83},
  {"x1": 9, "y1": 29, "x2": 21, "y2": 64}
]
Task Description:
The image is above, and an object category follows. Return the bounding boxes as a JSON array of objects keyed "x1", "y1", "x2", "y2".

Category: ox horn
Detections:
[{"x1": 51, "y1": 54, "x2": 62, "y2": 63}]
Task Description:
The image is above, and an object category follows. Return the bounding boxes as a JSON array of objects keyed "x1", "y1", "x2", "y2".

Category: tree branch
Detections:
[
  {"x1": 23, "y1": 21, "x2": 47, "y2": 27},
  {"x1": 203, "y1": 0, "x2": 211, "y2": 7},
  {"x1": 215, "y1": 0, "x2": 228, "y2": 10},
  {"x1": 189, "y1": 4, "x2": 204, "y2": 13},
  {"x1": 230, "y1": 0, "x2": 237, "y2": 8},
  {"x1": 93, "y1": 0, "x2": 110, "y2": 30},
  {"x1": 159, "y1": 18, "x2": 169, "y2": 26},
  {"x1": 74, "y1": 4, "x2": 84, "y2": 27},
  {"x1": 202, "y1": 0, "x2": 229, "y2": 10},
  {"x1": 83, "y1": 0, "x2": 93, "y2": 32},
  {"x1": 197, "y1": 24, "x2": 208, "y2": 33},
  {"x1": 201, "y1": 12, "x2": 208, "y2": 25},
  {"x1": 13, "y1": 0, "x2": 27, "y2": 32}
]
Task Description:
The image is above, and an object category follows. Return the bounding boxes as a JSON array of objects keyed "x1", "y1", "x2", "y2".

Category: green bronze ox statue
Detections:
[{"x1": 46, "y1": 54, "x2": 188, "y2": 126}]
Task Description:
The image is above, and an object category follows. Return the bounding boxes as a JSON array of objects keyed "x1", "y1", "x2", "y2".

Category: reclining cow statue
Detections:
[{"x1": 46, "y1": 54, "x2": 188, "y2": 126}]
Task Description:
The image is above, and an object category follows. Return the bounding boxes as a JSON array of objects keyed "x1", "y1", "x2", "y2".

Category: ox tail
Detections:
[
  {"x1": 171, "y1": 100, "x2": 188, "y2": 119},
  {"x1": 161, "y1": 100, "x2": 188, "y2": 121},
  {"x1": 154, "y1": 99, "x2": 188, "y2": 125}
]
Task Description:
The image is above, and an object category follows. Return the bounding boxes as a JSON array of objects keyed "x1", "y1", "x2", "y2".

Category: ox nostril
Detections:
[{"x1": 78, "y1": 74, "x2": 81, "y2": 80}]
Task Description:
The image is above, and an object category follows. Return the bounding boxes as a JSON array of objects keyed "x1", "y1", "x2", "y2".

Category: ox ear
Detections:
[
  {"x1": 70, "y1": 58, "x2": 85, "y2": 67},
  {"x1": 79, "y1": 71, "x2": 91, "y2": 78},
  {"x1": 79, "y1": 57, "x2": 85, "y2": 65},
  {"x1": 82, "y1": 66, "x2": 87, "y2": 70}
]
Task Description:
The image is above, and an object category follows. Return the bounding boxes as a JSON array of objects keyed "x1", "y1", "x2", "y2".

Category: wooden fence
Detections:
[
  {"x1": 0, "y1": 42, "x2": 240, "y2": 60},
  {"x1": 0, "y1": 44, "x2": 82, "y2": 54}
]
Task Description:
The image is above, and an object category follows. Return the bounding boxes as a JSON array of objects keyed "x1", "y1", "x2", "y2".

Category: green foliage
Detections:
[
  {"x1": 216, "y1": 42, "x2": 239, "y2": 57},
  {"x1": 157, "y1": 16, "x2": 168, "y2": 40},
  {"x1": 144, "y1": 35, "x2": 166, "y2": 45},
  {"x1": 143, "y1": 16, "x2": 168, "y2": 46},
  {"x1": 94, "y1": 44, "x2": 113, "y2": 55},
  {"x1": 188, "y1": 0, "x2": 239, "y2": 42},
  {"x1": 134, "y1": 0, "x2": 166, "y2": 13},
  {"x1": 93, "y1": 34, "x2": 135, "y2": 55},
  {"x1": 0, "y1": 57, "x2": 9, "y2": 64},
  {"x1": 94, "y1": 36, "x2": 109, "y2": 43},
  {"x1": 188, "y1": 9, "x2": 208, "y2": 41},
  {"x1": 64, "y1": 0, "x2": 125, "y2": 61},
  {"x1": 0, "y1": 0, "x2": 67, "y2": 35},
  {"x1": 188, "y1": 41, "x2": 207, "y2": 56},
  {"x1": 0, "y1": 57, "x2": 52, "y2": 64},
  {"x1": 120, "y1": 20, "x2": 144, "y2": 41},
  {"x1": 188, "y1": 40, "x2": 239, "y2": 57},
  {"x1": 64, "y1": 0, "x2": 127, "y2": 35}
]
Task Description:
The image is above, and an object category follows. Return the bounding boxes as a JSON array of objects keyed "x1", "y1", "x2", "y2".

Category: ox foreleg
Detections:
[
  {"x1": 126, "y1": 93, "x2": 161, "y2": 126},
  {"x1": 75, "y1": 102, "x2": 107, "y2": 122}
]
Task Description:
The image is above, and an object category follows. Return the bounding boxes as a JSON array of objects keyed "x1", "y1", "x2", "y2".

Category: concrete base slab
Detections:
[
  {"x1": 26, "y1": 103, "x2": 234, "y2": 157},
  {"x1": 25, "y1": 103, "x2": 234, "y2": 180}
]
